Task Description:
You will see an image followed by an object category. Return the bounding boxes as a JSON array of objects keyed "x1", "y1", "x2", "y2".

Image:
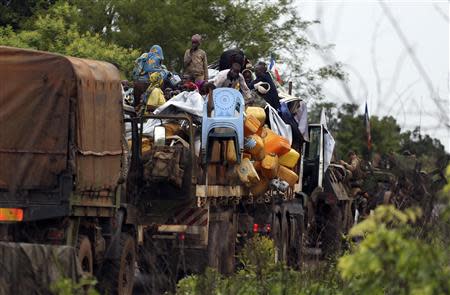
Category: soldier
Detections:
[{"x1": 340, "y1": 151, "x2": 368, "y2": 216}]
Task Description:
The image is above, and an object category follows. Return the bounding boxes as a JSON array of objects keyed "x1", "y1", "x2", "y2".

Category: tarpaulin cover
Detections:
[
  {"x1": 143, "y1": 90, "x2": 204, "y2": 135},
  {"x1": 0, "y1": 46, "x2": 123, "y2": 192},
  {"x1": 0, "y1": 242, "x2": 82, "y2": 295}
]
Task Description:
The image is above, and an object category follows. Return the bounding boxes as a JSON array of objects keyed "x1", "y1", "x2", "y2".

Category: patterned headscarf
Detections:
[
  {"x1": 149, "y1": 72, "x2": 163, "y2": 88},
  {"x1": 149, "y1": 45, "x2": 164, "y2": 60}
]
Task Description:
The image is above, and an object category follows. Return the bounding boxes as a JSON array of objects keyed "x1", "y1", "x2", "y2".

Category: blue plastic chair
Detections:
[{"x1": 201, "y1": 88, "x2": 244, "y2": 164}]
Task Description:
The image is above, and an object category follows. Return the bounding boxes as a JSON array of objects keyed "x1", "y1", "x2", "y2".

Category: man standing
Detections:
[
  {"x1": 250, "y1": 62, "x2": 280, "y2": 110},
  {"x1": 184, "y1": 34, "x2": 208, "y2": 82}
]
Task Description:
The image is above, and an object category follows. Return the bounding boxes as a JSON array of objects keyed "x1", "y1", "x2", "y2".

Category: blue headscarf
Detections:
[
  {"x1": 145, "y1": 45, "x2": 164, "y2": 70},
  {"x1": 133, "y1": 45, "x2": 169, "y2": 81}
]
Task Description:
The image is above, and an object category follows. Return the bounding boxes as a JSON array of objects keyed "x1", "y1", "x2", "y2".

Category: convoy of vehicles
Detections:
[{"x1": 0, "y1": 46, "x2": 356, "y2": 294}]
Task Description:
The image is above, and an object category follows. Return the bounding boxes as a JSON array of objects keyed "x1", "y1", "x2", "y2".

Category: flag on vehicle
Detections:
[
  {"x1": 365, "y1": 102, "x2": 372, "y2": 151},
  {"x1": 269, "y1": 56, "x2": 283, "y2": 84}
]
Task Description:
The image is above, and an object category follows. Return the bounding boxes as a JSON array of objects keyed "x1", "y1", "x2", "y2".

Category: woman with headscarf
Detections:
[
  {"x1": 133, "y1": 45, "x2": 169, "y2": 81},
  {"x1": 141, "y1": 72, "x2": 166, "y2": 114}
]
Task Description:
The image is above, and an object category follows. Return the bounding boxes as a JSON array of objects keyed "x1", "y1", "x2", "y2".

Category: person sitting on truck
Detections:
[
  {"x1": 133, "y1": 45, "x2": 169, "y2": 81},
  {"x1": 141, "y1": 72, "x2": 166, "y2": 114},
  {"x1": 249, "y1": 62, "x2": 281, "y2": 110},
  {"x1": 184, "y1": 34, "x2": 208, "y2": 82},
  {"x1": 212, "y1": 62, "x2": 251, "y2": 100},
  {"x1": 219, "y1": 48, "x2": 245, "y2": 71},
  {"x1": 242, "y1": 69, "x2": 254, "y2": 86},
  {"x1": 340, "y1": 151, "x2": 369, "y2": 214}
]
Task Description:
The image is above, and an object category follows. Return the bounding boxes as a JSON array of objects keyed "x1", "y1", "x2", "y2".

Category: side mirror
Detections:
[{"x1": 154, "y1": 126, "x2": 166, "y2": 146}]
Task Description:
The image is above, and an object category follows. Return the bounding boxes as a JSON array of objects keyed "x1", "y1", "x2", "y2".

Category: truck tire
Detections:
[
  {"x1": 321, "y1": 204, "x2": 342, "y2": 257},
  {"x1": 77, "y1": 235, "x2": 93, "y2": 275},
  {"x1": 102, "y1": 233, "x2": 136, "y2": 295},
  {"x1": 221, "y1": 212, "x2": 237, "y2": 274},
  {"x1": 271, "y1": 212, "x2": 282, "y2": 263},
  {"x1": 288, "y1": 214, "x2": 304, "y2": 269},
  {"x1": 280, "y1": 213, "x2": 289, "y2": 262},
  {"x1": 207, "y1": 220, "x2": 221, "y2": 269}
]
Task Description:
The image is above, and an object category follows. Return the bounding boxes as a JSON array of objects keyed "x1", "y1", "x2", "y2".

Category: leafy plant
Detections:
[
  {"x1": 50, "y1": 277, "x2": 99, "y2": 295},
  {"x1": 338, "y1": 205, "x2": 450, "y2": 295}
]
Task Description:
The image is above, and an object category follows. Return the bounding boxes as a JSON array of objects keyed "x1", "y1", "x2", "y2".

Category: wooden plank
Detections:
[
  {"x1": 195, "y1": 185, "x2": 250, "y2": 197},
  {"x1": 158, "y1": 225, "x2": 188, "y2": 232}
]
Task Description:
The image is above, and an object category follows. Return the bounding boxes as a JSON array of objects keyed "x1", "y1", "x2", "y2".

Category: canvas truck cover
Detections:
[
  {"x1": 0, "y1": 242, "x2": 82, "y2": 295},
  {"x1": 0, "y1": 46, "x2": 123, "y2": 193}
]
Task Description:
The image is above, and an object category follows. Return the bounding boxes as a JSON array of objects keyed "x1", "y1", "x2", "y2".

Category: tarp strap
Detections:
[
  {"x1": 77, "y1": 149, "x2": 122, "y2": 156},
  {"x1": 0, "y1": 148, "x2": 66, "y2": 155}
]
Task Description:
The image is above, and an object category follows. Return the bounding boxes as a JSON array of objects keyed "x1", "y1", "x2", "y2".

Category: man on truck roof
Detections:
[
  {"x1": 184, "y1": 34, "x2": 208, "y2": 82},
  {"x1": 250, "y1": 61, "x2": 281, "y2": 110},
  {"x1": 212, "y1": 62, "x2": 252, "y2": 100}
]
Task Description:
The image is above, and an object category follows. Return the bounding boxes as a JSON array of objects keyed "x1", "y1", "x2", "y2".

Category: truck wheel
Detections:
[
  {"x1": 102, "y1": 233, "x2": 136, "y2": 295},
  {"x1": 271, "y1": 212, "x2": 282, "y2": 263},
  {"x1": 280, "y1": 213, "x2": 289, "y2": 262},
  {"x1": 207, "y1": 220, "x2": 221, "y2": 269},
  {"x1": 77, "y1": 235, "x2": 93, "y2": 275},
  {"x1": 288, "y1": 215, "x2": 304, "y2": 269},
  {"x1": 321, "y1": 204, "x2": 342, "y2": 257},
  {"x1": 221, "y1": 212, "x2": 237, "y2": 274}
]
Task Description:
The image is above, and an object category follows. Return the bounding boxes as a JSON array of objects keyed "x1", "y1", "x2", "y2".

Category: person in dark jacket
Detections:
[
  {"x1": 250, "y1": 61, "x2": 280, "y2": 110},
  {"x1": 219, "y1": 49, "x2": 245, "y2": 71}
]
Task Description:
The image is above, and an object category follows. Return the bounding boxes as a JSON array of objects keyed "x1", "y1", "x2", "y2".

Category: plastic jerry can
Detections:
[
  {"x1": 250, "y1": 177, "x2": 270, "y2": 196},
  {"x1": 277, "y1": 165, "x2": 299, "y2": 187},
  {"x1": 253, "y1": 161, "x2": 262, "y2": 172},
  {"x1": 263, "y1": 129, "x2": 291, "y2": 156},
  {"x1": 244, "y1": 135, "x2": 265, "y2": 161},
  {"x1": 261, "y1": 153, "x2": 279, "y2": 179},
  {"x1": 246, "y1": 106, "x2": 266, "y2": 125},
  {"x1": 243, "y1": 152, "x2": 252, "y2": 160},
  {"x1": 226, "y1": 139, "x2": 237, "y2": 164},
  {"x1": 244, "y1": 114, "x2": 262, "y2": 136},
  {"x1": 278, "y1": 148, "x2": 300, "y2": 168},
  {"x1": 210, "y1": 141, "x2": 221, "y2": 162},
  {"x1": 237, "y1": 158, "x2": 260, "y2": 187}
]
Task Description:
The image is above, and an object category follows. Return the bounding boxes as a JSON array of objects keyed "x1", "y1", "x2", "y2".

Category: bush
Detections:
[{"x1": 338, "y1": 205, "x2": 450, "y2": 295}]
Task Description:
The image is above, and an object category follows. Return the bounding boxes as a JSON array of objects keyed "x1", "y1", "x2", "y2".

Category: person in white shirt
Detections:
[{"x1": 211, "y1": 62, "x2": 252, "y2": 100}]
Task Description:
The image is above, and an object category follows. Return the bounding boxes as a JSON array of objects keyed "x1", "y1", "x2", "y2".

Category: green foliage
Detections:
[
  {"x1": 2, "y1": 0, "x2": 344, "y2": 98},
  {"x1": 0, "y1": 0, "x2": 56, "y2": 29},
  {"x1": 339, "y1": 205, "x2": 450, "y2": 295},
  {"x1": 176, "y1": 236, "x2": 341, "y2": 295},
  {"x1": 70, "y1": 0, "x2": 344, "y2": 99},
  {"x1": 0, "y1": 2, "x2": 139, "y2": 77},
  {"x1": 50, "y1": 277, "x2": 99, "y2": 295},
  {"x1": 310, "y1": 102, "x2": 448, "y2": 165},
  {"x1": 401, "y1": 127, "x2": 450, "y2": 172}
]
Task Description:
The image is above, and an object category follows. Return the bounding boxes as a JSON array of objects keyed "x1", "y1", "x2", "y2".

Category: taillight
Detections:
[
  {"x1": 0, "y1": 208, "x2": 23, "y2": 222},
  {"x1": 253, "y1": 223, "x2": 259, "y2": 233},
  {"x1": 253, "y1": 223, "x2": 271, "y2": 234},
  {"x1": 178, "y1": 233, "x2": 185, "y2": 241}
]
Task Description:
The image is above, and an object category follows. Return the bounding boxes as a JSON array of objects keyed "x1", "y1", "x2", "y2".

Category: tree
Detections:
[
  {"x1": 0, "y1": 2, "x2": 139, "y2": 77},
  {"x1": 400, "y1": 128, "x2": 450, "y2": 172},
  {"x1": 69, "y1": 0, "x2": 344, "y2": 98},
  {"x1": 0, "y1": 0, "x2": 56, "y2": 29}
]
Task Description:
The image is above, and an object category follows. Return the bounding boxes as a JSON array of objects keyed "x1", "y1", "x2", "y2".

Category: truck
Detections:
[
  {"x1": 124, "y1": 87, "x2": 355, "y2": 292},
  {"x1": 0, "y1": 46, "x2": 355, "y2": 294},
  {"x1": 0, "y1": 46, "x2": 136, "y2": 294}
]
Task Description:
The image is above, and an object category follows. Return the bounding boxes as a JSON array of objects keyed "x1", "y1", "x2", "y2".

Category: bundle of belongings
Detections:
[{"x1": 127, "y1": 48, "x2": 309, "y2": 197}]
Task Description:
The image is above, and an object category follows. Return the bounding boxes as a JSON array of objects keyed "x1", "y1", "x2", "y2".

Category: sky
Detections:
[{"x1": 295, "y1": 0, "x2": 449, "y2": 151}]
